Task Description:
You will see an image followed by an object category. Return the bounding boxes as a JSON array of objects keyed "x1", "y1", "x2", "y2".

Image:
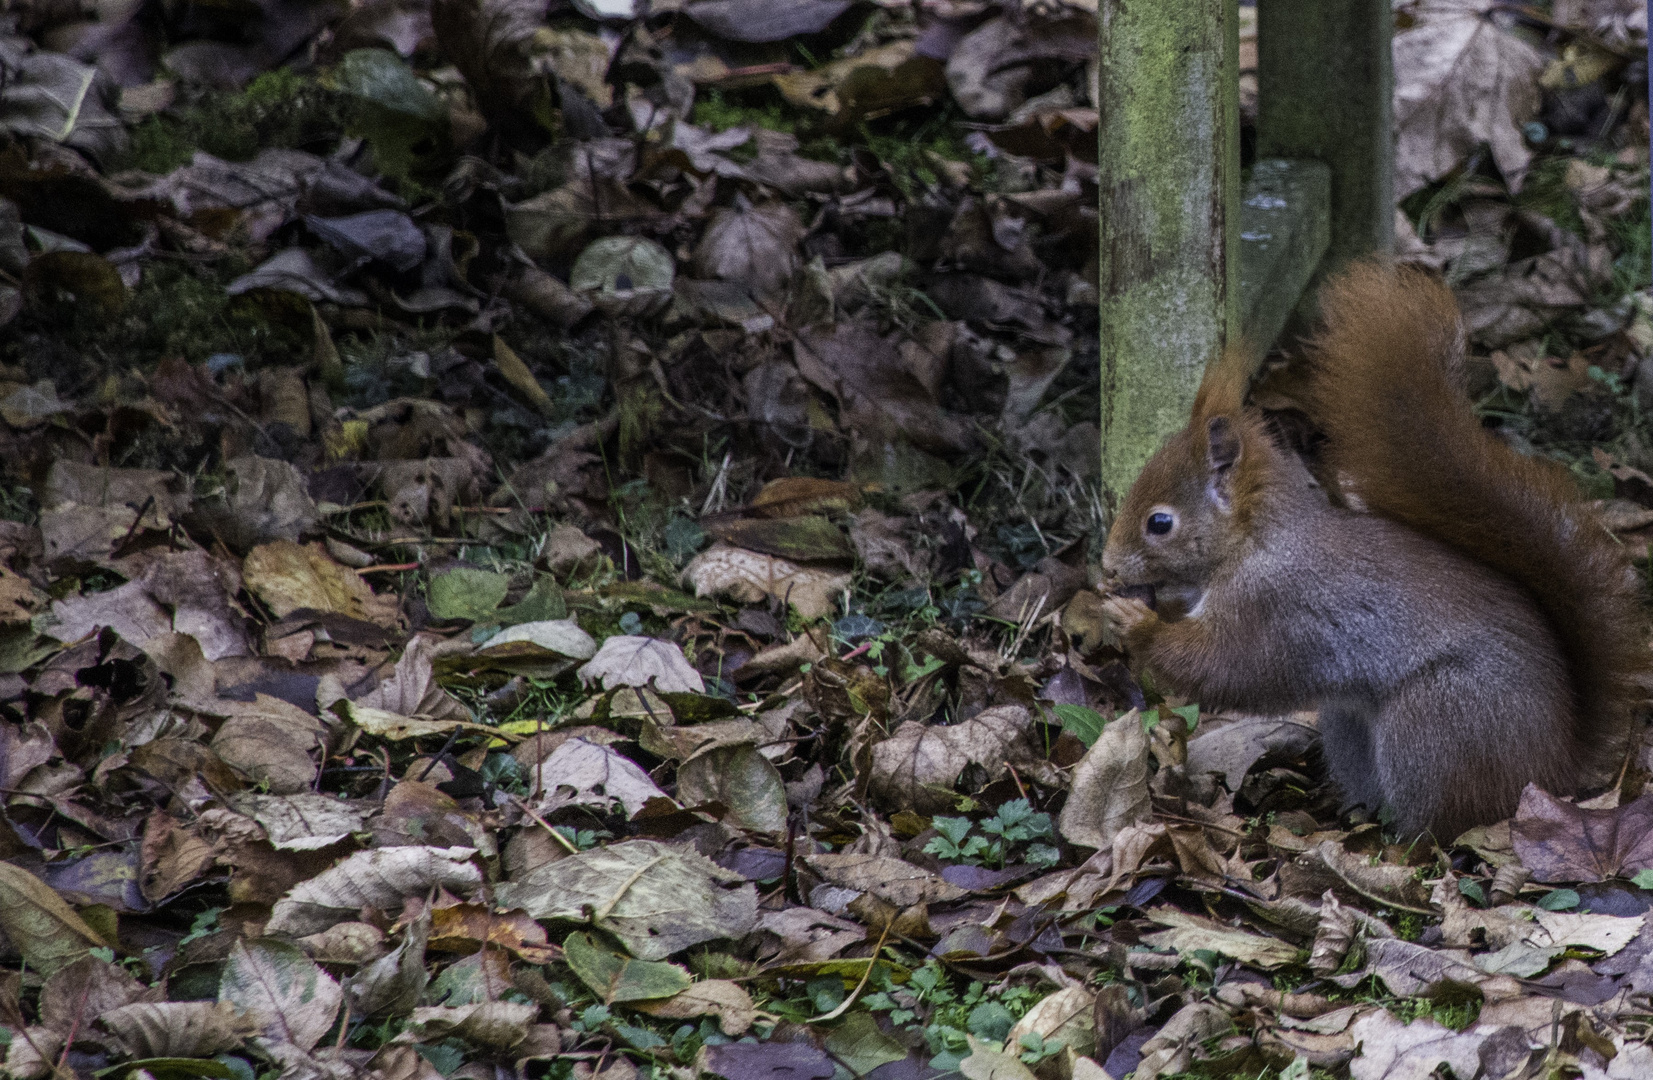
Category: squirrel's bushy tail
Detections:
[{"x1": 1308, "y1": 260, "x2": 1646, "y2": 773}]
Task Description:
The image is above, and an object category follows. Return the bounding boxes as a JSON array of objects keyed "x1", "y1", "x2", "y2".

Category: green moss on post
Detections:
[{"x1": 1097, "y1": 0, "x2": 1241, "y2": 506}]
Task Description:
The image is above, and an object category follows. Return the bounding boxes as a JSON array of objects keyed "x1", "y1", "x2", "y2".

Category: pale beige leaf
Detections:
[
  {"x1": 868, "y1": 704, "x2": 1034, "y2": 814},
  {"x1": 100, "y1": 1000, "x2": 255, "y2": 1058},
  {"x1": 1346, "y1": 1009, "x2": 1490, "y2": 1080},
  {"x1": 530, "y1": 737, "x2": 668, "y2": 818},
  {"x1": 1394, "y1": 2, "x2": 1544, "y2": 195},
  {"x1": 1141, "y1": 908, "x2": 1301, "y2": 969},
  {"x1": 344, "y1": 910, "x2": 429, "y2": 1019},
  {"x1": 631, "y1": 979, "x2": 755, "y2": 1036},
  {"x1": 219, "y1": 939, "x2": 343, "y2": 1053},
  {"x1": 1528, "y1": 911, "x2": 1643, "y2": 955},
  {"x1": 576, "y1": 635, "x2": 705, "y2": 693},
  {"x1": 266, "y1": 846, "x2": 482, "y2": 937},
  {"x1": 405, "y1": 1001, "x2": 538, "y2": 1049},
  {"x1": 230, "y1": 793, "x2": 369, "y2": 851},
  {"x1": 211, "y1": 695, "x2": 322, "y2": 795},
  {"x1": 1004, "y1": 985, "x2": 1096, "y2": 1059},
  {"x1": 683, "y1": 543, "x2": 850, "y2": 620},
  {"x1": 351, "y1": 633, "x2": 471, "y2": 721},
  {"x1": 803, "y1": 852, "x2": 968, "y2": 907},
  {"x1": 959, "y1": 1036, "x2": 1038, "y2": 1080},
  {"x1": 1060, "y1": 710, "x2": 1151, "y2": 850},
  {"x1": 479, "y1": 618, "x2": 597, "y2": 659}
]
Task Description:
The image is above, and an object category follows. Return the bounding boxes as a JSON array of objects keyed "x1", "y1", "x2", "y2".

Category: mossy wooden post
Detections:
[
  {"x1": 1256, "y1": 0, "x2": 1393, "y2": 264},
  {"x1": 1097, "y1": 0, "x2": 1240, "y2": 507}
]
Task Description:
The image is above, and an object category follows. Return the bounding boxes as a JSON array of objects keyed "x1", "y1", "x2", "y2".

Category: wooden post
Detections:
[
  {"x1": 1097, "y1": 0, "x2": 1241, "y2": 507},
  {"x1": 1256, "y1": 0, "x2": 1394, "y2": 264}
]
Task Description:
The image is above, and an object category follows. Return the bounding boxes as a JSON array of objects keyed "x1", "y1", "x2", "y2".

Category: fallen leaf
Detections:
[
  {"x1": 229, "y1": 793, "x2": 369, "y2": 851},
  {"x1": 773, "y1": 40, "x2": 946, "y2": 124},
  {"x1": 1142, "y1": 908, "x2": 1301, "y2": 969},
  {"x1": 1335, "y1": 937, "x2": 1487, "y2": 998},
  {"x1": 684, "y1": 543, "x2": 852, "y2": 620},
  {"x1": 631, "y1": 978, "x2": 755, "y2": 1036},
  {"x1": 1511, "y1": 784, "x2": 1653, "y2": 883},
  {"x1": 478, "y1": 618, "x2": 597, "y2": 659},
  {"x1": 266, "y1": 846, "x2": 482, "y2": 937},
  {"x1": 212, "y1": 695, "x2": 324, "y2": 794},
  {"x1": 1528, "y1": 910, "x2": 1643, "y2": 955},
  {"x1": 1059, "y1": 709, "x2": 1151, "y2": 850},
  {"x1": 427, "y1": 567, "x2": 511, "y2": 622},
  {"x1": 570, "y1": 235, "x2": 675, "y2": 314},
  {"x1": 868, "y1": 704, "x2": 1035, "y2": 814},
  {"x1": 1184, "y1": 714, "x2": 1320, "y2": 791},
  {"x1": 1346, "y1": 1009, "x2": 1489, "y2": 1080},
  {"x1": 344, "y1": 909, "x2": 429, "y2": 1019},
  {"x1": 190, "y1": 455, "x2": 321, "y2": 553},
  {"x1": 219, "y1": 938, "x2": 343, "y2": 1053},
  {"x1": 492, "y1": 337, "x2": 556, "y2": 418},
  {"x1": 958, "y1": 1035, "x2": 1038, "y2": 1080},
  {"x1": 427, "y1": 904, "x2": 557, "y2": 963},
  {"x1": 692, "y1": 197, "x2": 804, "y2": 300},
  {"x1": 1005, "y1": 984, "x2": 1097, "y2": 1059},
  {"x1": 577, "y1": 635, "x2": 705, "y2": 693},
  {"x1": 682, "y1": 0, "x2": 851, "y2": 43},
  {"x1": 803, "y1": 852, "x2": 968, "y2": 907},
  {"x1": 100, "y1": 1000, "x2": 255, "y2": 1059},
  {"x1": 496, "y1": 839, "x2": 757, "y2": 960},
  {"x1": 1394, "y1": 1, "x2": 1545, "y2": 195},
  {"x1": 702, "y1": 1041, "x2": 836, "y2": 1080},
  {"x1": 677, "y1": 744, "x2": 789, "y2": 833},
  {"x1": 242, "y1": 540, "x2": 387, "y2": 622},
  {"x1": 529, "y1": 736, "x2": 669, "y2": 818},
  {"x1": 39, "y1": 955, "x2": 153, "y2": 1039},
  {"x1": 404, "y1": 1001, "x2": 537, "y2": 1049},
  {"x1": 563, "y1": 929, "x2": 692, "y2": 1003}
]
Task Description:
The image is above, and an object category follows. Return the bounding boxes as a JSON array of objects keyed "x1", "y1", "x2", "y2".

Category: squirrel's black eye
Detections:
[{"x1": 1146, "y1": 512, "x2": 1175, "y2": 536}]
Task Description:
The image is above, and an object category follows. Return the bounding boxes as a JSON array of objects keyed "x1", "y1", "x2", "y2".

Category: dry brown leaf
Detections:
[
  {"x1": 100, "y1": 1001, "x2": 255, "y2": 1059},
  {"x1": 529, "y1": 736, "x2": 669, "y2": 818},
  {"x1": 631, "y1": 979, "x2": 755, "y2": 1036},
  {"x1": 266, "y1": 846, "x2": 483, "y2": 937},
  {"x1": 576, "y1": 635, "x2": 706, "y2": 693},
  {"x1": 1394, "y1": 1, "x2": 1544, "y2": 195},
  {"x1": 691, "y1": 197, "x2": 804, "y2": 300},
  {"x1": 868, "y1": 704, "x2": 1035, "y2": 814},
  {"x1": 802, "y1": 852, "x2": 967, "y2": 907},
  {"x1": 242, "y1": 540, "x2": 389, "y2": 622},
  {"x1": 683, "y1": 543, "x2": 851, "y2": 620},
  {"x1": 1058, "y1": 709, "x2": 1151, "y2": 851}
]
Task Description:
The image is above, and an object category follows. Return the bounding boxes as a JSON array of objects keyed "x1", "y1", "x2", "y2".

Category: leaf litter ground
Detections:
[{"x1": 1, "y1": 3, "x2": 1653, "y2": 1080}]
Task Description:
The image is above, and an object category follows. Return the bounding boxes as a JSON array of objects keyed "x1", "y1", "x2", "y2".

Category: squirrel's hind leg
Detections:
[
  {"x1": 1366, "y1": 676, "x2": 1571, "y2": 841},
  {"x1": 1317, "y1": 697, "x2": 1385, "y2": 821}
]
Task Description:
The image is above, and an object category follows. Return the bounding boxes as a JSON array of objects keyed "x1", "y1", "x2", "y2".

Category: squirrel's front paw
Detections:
[{"x1": 1100, "y1": 595, "x2": 1158, "y2": 641}]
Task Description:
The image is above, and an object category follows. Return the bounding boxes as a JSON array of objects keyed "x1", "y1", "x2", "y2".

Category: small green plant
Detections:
[
  {"x1": 863, "y1": 961, "x2": 1053, "y2": 1069},
  {"x1": 1016, "y1": 1032, "x2": 1067, "y2": 1065},
  {"x1": 924, "y1": 798, "x2": 1059, "y2": 869},
  {"x1": 179, "y1": 907, "x2": 223, "y2": 945},
  {"x1": 554, "y1": 824, "x2": 613, "y2": 851}
]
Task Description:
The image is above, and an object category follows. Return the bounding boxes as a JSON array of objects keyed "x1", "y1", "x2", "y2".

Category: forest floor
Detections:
[{"x1": 2, "y1": 2, "x2": 1653, "y2": 1080}]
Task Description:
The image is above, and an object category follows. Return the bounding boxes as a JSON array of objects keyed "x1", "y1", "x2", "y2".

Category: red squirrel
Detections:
[{"x1": 1100, "y1": 261, "x2": 1646, "y2": 838}]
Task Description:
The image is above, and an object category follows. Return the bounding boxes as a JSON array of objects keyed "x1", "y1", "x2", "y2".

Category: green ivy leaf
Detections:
[
  {"x1": 1052, "y1": 704, "x2": 1106, "y2": 746},
  {"x1": 1537, "y1": 888, "x2": 1581, "y2": 911}
]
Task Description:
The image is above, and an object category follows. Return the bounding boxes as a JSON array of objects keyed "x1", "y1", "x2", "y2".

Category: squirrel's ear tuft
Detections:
[{"x1": 1206, "y1": 416, "x2": 1241, "y2": 471}]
